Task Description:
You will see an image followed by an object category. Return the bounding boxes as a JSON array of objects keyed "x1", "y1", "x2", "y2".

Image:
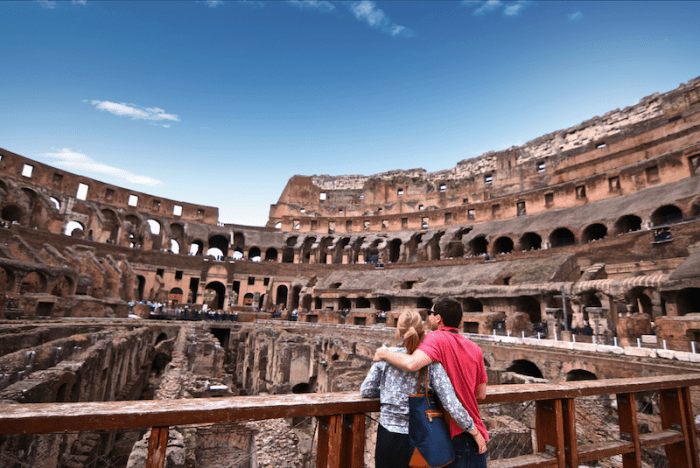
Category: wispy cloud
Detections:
[
  {"x1": 288, "y1": 0, "x2": 335, "y2": 13},
  {"x1": 463, "y1": 0, "x2": 529, "y2": 17},
  {"x1": 568, "y1": 11, "x2": 583, "y2": 22},
  {"x1": 348, "y1": 1, "x2": 414, "y2": 38},
  {"x1": 37, "y1": 0, "x2": 57, "y2": 9},
  {"x1": 89, "y1": 100, "x2": 180, "y2": 123},
  {"x1": 41, "y1": 149, "x2": 165, "y2": 187},
  {"x1": 72, "y1": 0, "x2": 87, "y2": 5}
]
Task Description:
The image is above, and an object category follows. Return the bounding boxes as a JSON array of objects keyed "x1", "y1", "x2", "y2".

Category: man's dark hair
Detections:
[{"x1": 434, "y1": 296, "x2": 463, "y2": 328}]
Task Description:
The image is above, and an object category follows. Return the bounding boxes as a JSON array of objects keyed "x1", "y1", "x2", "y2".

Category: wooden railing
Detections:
[{"x1": 1, "y1": 374, "x2": 699, "y2": 468}]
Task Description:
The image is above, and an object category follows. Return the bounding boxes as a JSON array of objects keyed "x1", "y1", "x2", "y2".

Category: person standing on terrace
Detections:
[
  {"x1": 374, "y1": 297, "x2": 488, "y2": 468},
  {"x1": 361, "y1": 309, "x2": 485, "y2": 468}
]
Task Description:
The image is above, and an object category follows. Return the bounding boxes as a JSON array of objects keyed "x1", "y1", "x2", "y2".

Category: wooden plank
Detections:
[
  {"x1": 316, "y1": 416, "x2": 329, "y2": 468},
  {"x1": 577, "y1": 440, "x2": 635, "y2": 463},
  {"x1": 617, "y1": 392, "x2": 642, "y2": 468},
  {"x1": 349, "y1": 413, "x2": 365, "y2": 468},
  {"x1": 660, "y1": 387, "x2": 692, "y2": 468},
  {"x1": 489, "y1": 453, "x2": 558, "y2": 468},
  {"x1": 562, "y1": 399, "x2": 578, "y2": 468},
  {"x1": 145, "y1": 426, "x2": 168, "y2": 468},
  {"x1": 326, "y1": 415, "x2": 343, "y2": 468},
  {"x1": 535, "y1": 399, "x2": 565, "y2": 467},
  {"x1": 639, "y1": 429, "x2": 685, "y2": 448},
  {"x1": 681, "y1": 387, "x2": 700, "y2": 468}
]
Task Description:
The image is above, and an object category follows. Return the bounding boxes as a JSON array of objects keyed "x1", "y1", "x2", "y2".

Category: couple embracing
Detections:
[{"x1": 361, "y1": 297, "x2": 488, "y2": 468}]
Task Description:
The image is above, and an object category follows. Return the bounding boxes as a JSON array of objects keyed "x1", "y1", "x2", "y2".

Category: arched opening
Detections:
[
  {"x1": 651, "y1": 205, "x2": 683, "y2": 226},
  {"x1": 338, "y1": 297, "x2": 351, "y2": 310},
  {"x1": 1, "y1": 205, "x2": 23, "y2": 224},
  {"x1": 232, "y1": 248, "x2": 244, "y2": 260},
  {"x1": 208, "y1": 235, "x2": 229, "y2": 258},
  {"x1": 469, "y1": 235, "x2": 488, "y2": 256},
  {"x1": 300, "y1": 237, "x2": 317, "y2": 264},
  {"x1": 169, "y1": 287, "x2": 184, "y2": 304},
  {"x1": 283, "y1": 236, "x2": 297, "y2": 263},
  {"x1": 318, "y1": 238, "x2": 334, "y2": 264},
  {"x1": 190, "y1": 240, "x2": 204, "y2": 256},
  {"x1": 248, "y1": 246, "x2": 262, "y2": 262},
  {"x1": 63, "y1": 220, "x2": 85, "y2": 237},
  {"x1": 613, "y1": 215, "x2": 642, "y2": 234},
  {"x1": 356, "y1": 297, "x2": 370, "y2": 308},
  {"x1": 677, "y1": 288, "x2": 700, "y2": 315},
  {"x1": 146, "y1": 219, "x2": 162, "y2": 250},
  {"x1": 582, "y1": 223, "x2": 608, "y2": 243},
  {"x1": 155, "y1": 333, "x2": 169, "y2": 344},
  {"x1": 170, "y1": 239, "x2": 180, "y2": 254},
  {"x1": 290, "y1": 285, "x2": 302, "y2": 311},
  {"x1": 301, "y1": 293, "x2": 312, "y2": 311},
  {"x1": 204, "y1": 281, "x2": 226, "y2": 310},
  {"x1": 389, "y1": 239, "x2": 401, "y2": 263},
  {"x1": 276, "y1": 285, "x2": 288, "y2": 306},
  {"x1": 152, "y1": 353, "x2": 171, "y2": 377},
  {"x1": 492, "y1": 236, "x2": 514, "y2": 255},
  {"x1": 20, "y1": 272, "x2": 45, "y2": 294},
  {"x1": 566, "y1": 369, "x2": 598, "y2": 381},
  {"x1": 426, "y1": 231, "x2": 444, "y2": 261},
  {"x1": 515, "y1": 296, "x2": 541, "y2": 323},
  {"x1": 51, "y1": 276, "x2": 72, "y2": 297},
  {"x1": 243, "y1": 292, "x2": 255, "y2": 306},
  {"x1": 405, "y1": 233, "x2": 423, "y2": 262},
  {"x1": 205, "y1": 247, "x2": 224, "y2": 260},
  {"x1": 506, "y1": 359, "x2": 543, "y2": 379},
  {"x1": 265, "y1": 248, "x2": 278, "y2": 262},
  {"x1": 549, "y1": 228, "x2": 575, "y2": 247},
  {"x1": 416, "y1": 297, "x2": 433, "y2": 310},
  {"x1": 518, "y1": 232, "x2": 542, "y2": 251},
  {"x1": 375, "y1": 296, "x2": 391, "y2": 311},
  {"x1": 0, "y1": 267, "x2": 14, "y2": 293},
  {"x1": 137, "y1": 275, "x2": 146, "y2": 301},
  {"x1": 49, "y1": 196, "x2": 61, "y2": 210},
  {"x1": 463, "y1": 297, "x2": 483, "y2": 313},
  {"x1": 100, "y1": 208, "x2": 119, "y2": 243}
]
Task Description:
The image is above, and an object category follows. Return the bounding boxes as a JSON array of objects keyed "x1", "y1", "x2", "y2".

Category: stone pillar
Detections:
[
  {"x1": 358, "y1": 253, "x2": 365, "y2": 264},
  {"x1": 342, "y1": 251, "x2": 349, "y2": 264},
  {"x1": 545, "y1": 308, "x2": 563, "y2": 339},
  {"x1": 294, "y1": 251, "x2": 300, "y2": 263},
  {"x1": 326, "y1": 253, "x2": 332, "y2": 264}
]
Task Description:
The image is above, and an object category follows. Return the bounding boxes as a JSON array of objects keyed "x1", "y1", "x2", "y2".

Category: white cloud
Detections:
[
  {"x1": 504, "y1": 1, "x2": 528, "y2": 17},
  {"x1": 288, "y1": 0, "x2": 335, "y2": 12},
  {"x1": 473, "y1": 0, "x2": 502, "y2": 15},
  {"x1": 90, "y1": 100, "x2": 180, "y2": 123},
  {"x1": 348, "y1": 1, "x2": 414, "y2": 38},
  {"x1": 40, "y1": 149, "x2": 165, "y2": 187},
  {"x1": 37, "y1": 0, "x2": 57, "y2": 9},
  {"x1": 205, "y1": 0, "x2": 223, "y2": 7},
  {"x1": 568, "y1": 11, "x2": 583, "y2": 22},
  {"x1": 72, "y1": 0, "x2": 87, "y2": 5},
  {"x1": 463, "y1": 0, "x2": 529, "y2": 17}
]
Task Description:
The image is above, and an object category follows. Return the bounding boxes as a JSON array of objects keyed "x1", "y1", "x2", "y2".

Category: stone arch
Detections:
[
  {"x1": 265, "y1": 247, "x2": 278, "y2": 262},
  {"x1": 518, "y1": 232, "x2": 542, "y2": 251},
  {"x1": 356, "y1": 297, "x2": 370, "y2": 308},
  {"x1": 1, "y1": 204, "x2": 23, "y2": 224},
  {"x1": 549, "y1": 227, "x2": 575, "y2": 247},
  {"x1": 426, "y1": 231, "x2": 444, "y2": 261},
  {"x1": 290, "y1": 285, "x2": 302, "y2": 310},
  {"x1": 582, "y1": 223, "x2": 608, "y2": 243},
  {"x1": 446, "y1": 227, "x2": 471, "y2": 258},
  {"x1": 335, "y1": 237, "x2": 352, "y2": 264},
  {"x1": 338, "y1": 297, "x2": 351, "y2": 310},
  {"x1": 21, "y1": 188, "x2": 43, "y2": 228},
  {"x1": 190, "y1": 240, "x2": 204, "y2": 256},
  {"x1": 243, "y1": 292, "x2": 255, "y2": 306},
  {"x1": 208, "y1": 235, "x2": 229, "y2": 258},
  {"x1": 463, "y1": 297, "x2": 483, "y2": 313},
  {"x1": 64, "y1": 220, "x2": 85, "y2": 237},
  {"x1": 492, "y1": 236, "x2": 514, "y2": 255},
  {"x1": 676, "y1": 288, "x2": 700, "y2": 315},
  {"x1": 318, "y1": 238, "x2": 334, "y2": 264},
  {"x1": 169, "y1": 223, "x2": 185, "y2": 252},
  {"x1": 204, "y1": 281, "x2": 226, "y2": 309},
  {"x1": 651, "y1": 204, "x2": 683, "y2": 226},
  {"x1": 20, "y1": 271, "x2": 46, "y2": 294},
  {"x1": 0, "y1": 267, "x2": 14, "y2": 292},
  {"x1": 515, "y1": 295, "x2": 541, "y2": 323},
  {"x1": 146, "y1": 219, "x2": 163, "y2": 250},
  {"x1": 388, "y1": 238, "x2": 402, "y2": 263},
  {"x1": 51, "y1": 276, "x2": 73, "y2": 297},
  {"x1": 276, "y1": 285, "x2": 288, "y2": 306},
  {"x1": 566, "y1": 369, "x2": 598, "y2": 381},
  {"x1": 137, "y1": 275, "x2": 146, "y2": 301},
  {"x1": 283, "y1": 236, "x2": 297, "y2": 263},
  {"x1": 232, "y1": 247, "x2": 244, "y2": 260},
  {"x1": 300, "y1": 237, "x2": 317, "y2": 263},
  {"x1": 469, "y1": 235, "x2": 488, "y2": 256},
  {"x1": 613, "y1": 214, "x2": 642, "y2": 234},
  {"x1": 206, "y1": 247, "x2": 224, "y2": 259},
  {"x1": 405, "y1": 233, "x2": 424, "y2": 262},
  {"x1": 248, "y1": 246, "x2": 262, "y2": 261},
  {"x1": 505, "y1": 359, "x2": 543, "y2": 379},
  {"x1": 375, "y1": 296, "x2": 391, "y2": 311},
  {"x1": 628, "y1": 287, "x2": 654, "y2": 315},
  {"x1": 169, "y1": 287, "x2": 184, "y2": 304},
  {"x1": 101, "y1": 208, "x2": 120, "y2": 243},
  {"x1": 301, "y1": 294, "x2": 312, "y2": 311}
]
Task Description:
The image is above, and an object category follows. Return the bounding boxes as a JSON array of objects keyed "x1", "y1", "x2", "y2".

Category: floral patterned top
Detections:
[{"x1": 360, "y1": 346, "x2": 475, "y2": 434}]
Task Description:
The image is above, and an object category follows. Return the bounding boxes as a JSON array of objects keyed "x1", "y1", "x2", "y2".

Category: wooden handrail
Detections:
[{"x1": 1, "y1": 374, "x2": 699, "y2": 468}]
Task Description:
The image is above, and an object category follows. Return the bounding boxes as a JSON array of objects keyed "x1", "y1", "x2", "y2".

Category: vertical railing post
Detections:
[
  {"x1": 317, "y1": 417, "x2": 330, "y2": 468},
  {"x1": 659, "y1": 387, "x2": 698, "y2": 468},
  {"x1": 617, "y1": 393, "x2": 642, "y2": 468},
  {"x1": 145, "y1": 426, "x2": 169, "y2": 468},
  {"x1": 536, "y1": 398, "x2": 566, "y2": 467},
  {"x1": 562, "y1": 398, "x2": 579, "y2": 468}
]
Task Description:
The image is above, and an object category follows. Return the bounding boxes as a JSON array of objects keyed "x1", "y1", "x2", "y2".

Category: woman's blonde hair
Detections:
[{"x1": 394, "y1": 310, "x2": 425, "y2": 353}]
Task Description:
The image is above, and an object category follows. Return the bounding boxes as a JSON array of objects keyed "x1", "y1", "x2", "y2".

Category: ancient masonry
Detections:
[{"x1": 1, "y1": 77, "x2": 700, "y2": 467}]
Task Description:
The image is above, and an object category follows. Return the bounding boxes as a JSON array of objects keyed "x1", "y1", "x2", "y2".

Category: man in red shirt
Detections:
[{"x1": 374, "y1": 296, "x2": 488, "y2": 467}]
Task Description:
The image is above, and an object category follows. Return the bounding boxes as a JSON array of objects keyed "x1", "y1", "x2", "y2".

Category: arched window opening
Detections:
[
  {"x1": 614, "y1": 215, "x2": 642, "y2": 234},
  {"x1": 248, "y1": 246, "x2": 262, "y2": 262},
  {"x1": 137, "y1": 275, "x2": 146, "y2": 301},
  {"x1": 549, "y1": 228, "x2": 575, "y2": 247},
  {"x1": 582, "y1": 223, "x2": 608, "y2": 243},
  {"x1": 338, "y1": 297, "x2": 351, "y2": 310},
  {"x1": 206, "y1": 247, "x2": 224, "y2": 260},
  {"x1": 265, "y1": 248, "x2": 278, "y2": 262},
  {"x1": 63, "y1": 220, "x2": 85, "y2": 237},
  {"x1": 50, "y1": 197, "x2": 61, "y2": 210},
  {"x1": 243, "y1": 292, "x2": 255, "y2": 306},
  {"x1": 492, "y1": 236, "x2": 514, "y2": 255},
  {"x1": 190, "y1": 241, "x2": 204, "y2": 256},
  {"x1": 677, "y1": 288, "x2": 700, "y2": 316},
  {"x1": 276, "y1": 285, "x2": 288, "y2": 306},
  {"x1": 204, "y1": 281, "x2": 226, "y2": 310},
  {"x1": 389, "y1": 239, "x2": 402, "y2": 263},
  {"x1": 463, "y1": 297, "x2": 483, "y2": 313},
  {"x1": 147, "y1": 219, "x2": 161, "y2": 235},
  {"x1": 375, "y1": 296, "x2": 391, "y2": 311},
  {"x1": 566, "y1": 370, "x2": 598, "y2": 381},
  {"x1": 20, "y1": 272, "x2": 45, "y2": 294},
  {"x1": 651, "y1": 205, "x2": 683, "y2": 226},
  {"x1": 169, "y1": 287, "x2": 184, "y2": 304},
  {"x1": 208, "y1": 235, "x2": 229, "y2": 258},
  {"x1": 356, "y1": 297, "x2": 370, "y2": 308},
  {"x1": 416, "y1": 297, "x2": 432, "y2": 310},
  {"x1": 515, "y1": 296, "x2": 541, "y2": 323},
  {"x1": 232, "y1": 248, "x2": 244, "y2": 260},
  {"x1": 170, "y1": 239, "x2": 180, "y2": 254},
  {"x1": 519, "y1": 232, "x2": 542, "y2": 251},
  {"x1": 469, "y1": 235, "x2": 488, "y2": 256},
  {"x1": 506, "y1": 359, "x2": 543, "y2": 379}
]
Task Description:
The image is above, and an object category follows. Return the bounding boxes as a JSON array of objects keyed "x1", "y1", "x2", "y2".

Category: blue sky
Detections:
[{"x1": 2, "y1": 1, "x2": 699, "y2": 227}]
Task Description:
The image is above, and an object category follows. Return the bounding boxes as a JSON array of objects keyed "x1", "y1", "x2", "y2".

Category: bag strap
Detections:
[{"x1": 415, "y1": 367, "x2": 429, "y2": 398}]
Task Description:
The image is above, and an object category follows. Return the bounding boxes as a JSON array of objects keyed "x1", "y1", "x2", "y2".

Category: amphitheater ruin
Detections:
[{"x1": 1, "y1": 76, "x2": 700, "y2": 468}]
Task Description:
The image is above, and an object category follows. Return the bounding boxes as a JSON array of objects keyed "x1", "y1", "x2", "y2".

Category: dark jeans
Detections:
[
  {"x1": 375, "y1": 424, "x2": 412, "y2": 468},
  {"x1": 452, "y1": 434, "x2": 487, "y2": 468}
]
